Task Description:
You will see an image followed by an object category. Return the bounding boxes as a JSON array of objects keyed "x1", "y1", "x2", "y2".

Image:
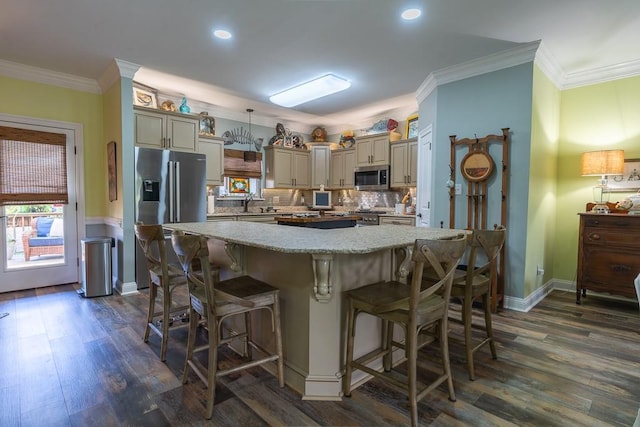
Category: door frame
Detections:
[{"x1": 0, "y1": 113, "x2": 85, "y2": 291}]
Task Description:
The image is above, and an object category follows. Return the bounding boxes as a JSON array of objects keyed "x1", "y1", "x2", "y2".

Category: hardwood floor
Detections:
[{"x1": 1, "y1": 284, "x2": 639, "y2": 426}]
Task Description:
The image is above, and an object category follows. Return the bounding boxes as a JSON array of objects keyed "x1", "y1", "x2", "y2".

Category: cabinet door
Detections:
[
  {"x1": 370, "y1": 135, "x2": 389, "y2": 165},
  {"x1": 330, "y1": 151, "x2": 344, "y2": 188},
  {"x1": 407, "y1": 140, "x2": 418, "y2": 186},
  {"x1": 134, "y1": 110, "x2": 165, "y2": 149},
  {"x1": 199, "y1": 138, "x2": 224, "y2": 185},
  {"x1": 292, "y1": 151, "x2": 310, "y2": 188},
  {"x1": 390, "y1": 143, "x2": 408, "y2": 188},
  {"x1": 311, "y1": 145, "x2": 331, "y2": 188},
  {"x1": 356, "y1": 138, "x2": 372, "y2": 166},
  {"x1": 343, "y1": 149, "x2": 356, "y2": 187},
  {"x1": 273, "y1": 149, "x2": 294, "y2": 187},
  {"x1": 167, "y1": 116, "x2": 198, "y2": 152}
]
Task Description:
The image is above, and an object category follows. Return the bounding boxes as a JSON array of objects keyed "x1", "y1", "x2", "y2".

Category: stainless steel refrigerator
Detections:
[{"x1": 134, "y1": 147, "x2": 206, "y2": 288}]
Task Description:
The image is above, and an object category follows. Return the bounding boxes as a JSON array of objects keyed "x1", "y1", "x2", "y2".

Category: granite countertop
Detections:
[{"x1": 164, "y1": 221, "x2": 468, "y2": 254}]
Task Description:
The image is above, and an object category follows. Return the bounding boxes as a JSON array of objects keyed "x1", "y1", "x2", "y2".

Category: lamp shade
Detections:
[{"x1": 581, "y1": 150, "x2": 625, "y2": 176}]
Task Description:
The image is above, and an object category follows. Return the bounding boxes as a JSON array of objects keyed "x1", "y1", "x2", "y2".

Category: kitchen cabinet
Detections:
[
  {"x1": 379, "y1": 216, "x2": 415, "y2": 226},
  {"x1": 355, "y1": 132, "x2": 389, "y2": 167},
  {"x1": 330, "y1": 148, "x2": 356, "y2": 189},
  {"x1": 390, "y1": 138, "x2": 418, "y2": 187},
  {"x1": 134, "y1": 106, "x2": 198, "y2": 152},
  {"x1": 198, "y1": 136, "x2": 224, "y2": 186},
  {"x1": 310, "y1": 144, "x2": 332, "y2": 189},
  {"x1": 576, "y1": 213, "x2": 640, "y2": 304},
  {"x1": 264, "y1": 146, "x2": 310, "y2": 189}
]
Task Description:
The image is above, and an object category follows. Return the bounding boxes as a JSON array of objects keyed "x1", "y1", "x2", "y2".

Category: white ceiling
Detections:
[{"x1": 2, "y1": 0, "x2": 640, "y2": 132}]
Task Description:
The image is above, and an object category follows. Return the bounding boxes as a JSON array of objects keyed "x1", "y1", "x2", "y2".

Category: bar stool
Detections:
[
  {"x1": 134, "y1": 223, "x2": 189, "y2": 362},
  {"x1": 343, "y1": 235, "x2": 467, "y2": 427},
  {"x1": 171, "y1": 231, "x2": 284, "y2": 419}
]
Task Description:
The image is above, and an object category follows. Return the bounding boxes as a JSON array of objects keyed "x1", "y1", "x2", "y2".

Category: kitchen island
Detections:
[{"x1": 163, "y1": 221, "x2": 467, "y2": 400}]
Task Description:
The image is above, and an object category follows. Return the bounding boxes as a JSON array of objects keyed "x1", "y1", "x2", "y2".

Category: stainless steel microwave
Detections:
[{"x1": 354, "y1": 165, "x2": 389, "y2": 191}]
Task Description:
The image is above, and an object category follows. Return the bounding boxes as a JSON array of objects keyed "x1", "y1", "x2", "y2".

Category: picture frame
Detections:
[
  {"x1": 406, "y1": 114, "x2": 419, "y2": 139},
  {"x1": 606, "y1": 158, "x2": 640, "y2": 192},
  {"x1": 199, "y1": 112, "x2": 216, "y2": 136},
  {"x1": 229, "y1": 177, "x2": 250, "y2": 194},
  {"x1": 107, "y1": 141, "x2": 117, "y2": 201},
  {"x1": 132, "y1": 81, "x2": 158, "y2": 109}
]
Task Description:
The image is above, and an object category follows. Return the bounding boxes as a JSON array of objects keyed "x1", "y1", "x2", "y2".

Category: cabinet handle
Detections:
[
  {"x1": 167, "y1": 137, "x2": 171, "y2": 148},
  {"x1": 612, "y1": 264, "x2": 631, "y2": 273},
  {"x1": 589, "y1": 233, "x2": 601, "y2": 241}
]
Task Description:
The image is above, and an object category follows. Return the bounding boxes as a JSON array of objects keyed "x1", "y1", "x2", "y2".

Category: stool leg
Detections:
[
  {"x1": 463, "y1": 296, "x2": 475, "y2": 380},
  {"x1": 183, "y1": 307, "x2": 198, "y2": 384},
  {"x1": 144, "y1": 283, "x2": 157, "y2": 343},
  {"x1": 483, "y1": 293, "x2": 497, "y2": 359},
  {"x1": 205, "y1": 314, "x2": 218, "y2": 420},
  {"x1": 440, "y1": 316, "x2": 456, "y2": 402},
  {"x1": 407, "y1": 326, "x2": 418, "y2": 427},
  {"x1": 160, "y1": 284, "x2": 171, "y2": 362},
  {"x1": 382, "y1": 320, "x2": 393, "y2": 371},
  {"x1": 343, "y1": 300, "x2": 356, "y2": 397},
  {"x1": 244, "y1": 312, "x2": 252, "y2": 359},
  {"x1": 273, "y1": 295, "x2": 285, "y2": 387}
]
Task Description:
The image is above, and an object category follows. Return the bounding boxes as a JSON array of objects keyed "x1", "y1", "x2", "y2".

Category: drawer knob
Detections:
[
  {"x1": 612, "y1": 264, "x2": 631, "y2": 272},
  {"x1": 589, "y1": 233, "x2": 601, "y2": 241}
]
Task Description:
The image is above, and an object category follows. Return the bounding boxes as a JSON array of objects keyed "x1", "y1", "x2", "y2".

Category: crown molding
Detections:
[
  {"x1": 562, "y1": 58, "x2": 640, "y2": 90},
  {"x1": 98, "y1": 58, "x2": 140, "y2": 91},
  {"x1": 0, "y1": 59, "x2": 101, "y2": 94},
  {"x1": 533, "y1": 41, "x2": 565, "y2": 89},
  {"x1": 417, "y1": 41, "x2": 541, "y2": 104}
]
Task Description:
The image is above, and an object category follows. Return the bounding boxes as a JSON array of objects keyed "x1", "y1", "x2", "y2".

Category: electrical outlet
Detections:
[
  {"x1": 272, "y1": 196, "x2": 279, "y2": 204},
  {"x1": 454, "y1": 184, "x2": 462, "y2": 195},
  {"x1": 537, "y1": 265, "x2": 544, "y2": 276}
]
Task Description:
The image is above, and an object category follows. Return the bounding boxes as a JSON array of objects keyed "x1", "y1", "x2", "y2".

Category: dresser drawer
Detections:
[
  {"x1": 583, "y1": 215, "x2": 640, "y2": 232},
  {"x1": 583, "y1": 227, "x2": 640, "y2": 248},
  {"x1": 581, "y1": 247, "x2": 639, "y2": 298}
]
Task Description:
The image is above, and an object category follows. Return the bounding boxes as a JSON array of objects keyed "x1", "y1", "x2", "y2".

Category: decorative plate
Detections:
[{"x1": 460, "y1": 151, "x2": 494, "y2": 182}]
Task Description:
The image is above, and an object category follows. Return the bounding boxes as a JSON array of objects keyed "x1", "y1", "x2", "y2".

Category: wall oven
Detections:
[{"x1": 354, "y1": 165, "x2": 389, "y2": 191}]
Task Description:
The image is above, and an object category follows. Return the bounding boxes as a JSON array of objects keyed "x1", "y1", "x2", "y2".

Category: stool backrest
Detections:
[
  {"x1": 134, "y1": 223, "x2": 169, "y2": 287},
  {"x1": 462, "y1": 226, "x2": 506, "y2": 286}
]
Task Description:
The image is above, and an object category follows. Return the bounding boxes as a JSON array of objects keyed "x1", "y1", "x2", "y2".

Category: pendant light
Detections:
[{"x1": 244, "y1": 108, "x2": 257, "y2": 162}]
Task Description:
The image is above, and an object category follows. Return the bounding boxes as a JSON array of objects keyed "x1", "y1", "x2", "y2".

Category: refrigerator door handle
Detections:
[
  {"x1": 175, "y1": 161, "x2": 181, "y2": 223},
  {"x1": 168, "y1": 160, "x2": 175, "y2": 222}
]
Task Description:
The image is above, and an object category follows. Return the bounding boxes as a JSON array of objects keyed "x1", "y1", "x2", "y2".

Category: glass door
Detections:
[{"x1": 1, "y1": 203, "x2": 78, "y2": 292}]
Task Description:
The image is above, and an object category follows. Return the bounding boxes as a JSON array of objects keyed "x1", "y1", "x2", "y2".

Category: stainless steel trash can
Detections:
[{"x1": 79, "y1": 237, "x2": 113, "y2": 297}]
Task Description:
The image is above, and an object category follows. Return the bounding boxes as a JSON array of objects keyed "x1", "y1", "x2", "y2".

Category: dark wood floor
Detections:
[{"x1": 1, "y1": 284, "x2": 639, "y2": 426}]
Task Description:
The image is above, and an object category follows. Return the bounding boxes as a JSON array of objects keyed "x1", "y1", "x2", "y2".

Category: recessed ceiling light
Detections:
[
  {"x1": 269, "y1": 74, "x2": 351, "y2": 108},
  {"x1": 213, "y1": 29, "x2": 232, "y2": 40},
  {"x1": 401, "y1": 8, "x2": 422, "y2": 20}
]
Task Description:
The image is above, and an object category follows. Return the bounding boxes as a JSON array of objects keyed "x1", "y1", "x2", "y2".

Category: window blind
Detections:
[
  {"x1": 223, "y1": 149, "x2": 262, "y2": 178},
  {"x1": 0, "y1": 126, "x2": 69, "y2": 205}
]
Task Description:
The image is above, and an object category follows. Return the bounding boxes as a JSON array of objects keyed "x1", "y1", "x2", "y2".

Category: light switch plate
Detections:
[
  {"x1": 273, "y1": 196, "x2": 280, "y2": 204},
  {"x1": 455, "y1": 184, "x2": 462, "y2": 195}
]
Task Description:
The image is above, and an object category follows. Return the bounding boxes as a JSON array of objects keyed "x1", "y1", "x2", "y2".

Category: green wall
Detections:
[
  {"x1": 554, "y1": 74, "x2": 640, "y2": 281},
  {"x1": 0, "y1": 76, "x2": 105, "y2": 217},
  {"x1": 526, "y1": 66, "x2": 560, "y2": 295}
]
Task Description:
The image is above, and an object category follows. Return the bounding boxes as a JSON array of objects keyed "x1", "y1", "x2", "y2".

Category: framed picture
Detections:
[
  {"x1": 607, "y1": 158, "x2": 640, "y2": 192},
  {"x1": 460, "y1": 151, "x2": 494, "y2": 182},
  {"x1": 107, "y1": 141, "x2": 117, "y2": 201},
  {"x1": 229, "y1": 177, "x2": 250, "y2": 194},
  {"x1": 406, "y1": 114, "x2": 419, "y2": 139},
  {"x1": 199, "y1": 112, "x2": 216, "y2": 136},
  {"x1": 132, "y1": 81, "x2": 158, "y2": 108}
]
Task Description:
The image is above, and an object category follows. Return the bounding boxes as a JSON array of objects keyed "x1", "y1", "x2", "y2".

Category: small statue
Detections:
[
  {"x1": 179, "y1": 97, "x2": 190, "y2": 113},
  {"x1": 311, "y1": 126, "x2": 327, "y2": 142},
  {"x1": 161, "y1": 100, "x2": 176, "y2": 111}
]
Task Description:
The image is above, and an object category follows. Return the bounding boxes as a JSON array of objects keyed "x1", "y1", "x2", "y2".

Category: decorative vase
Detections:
[{"x1": 179, "y1": 97, "x2": 190, "y2": 113}]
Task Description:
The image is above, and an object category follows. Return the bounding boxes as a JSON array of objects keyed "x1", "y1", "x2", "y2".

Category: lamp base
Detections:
[{"x1": 590, "y1": 203, "x2": 610, "y2": 214}]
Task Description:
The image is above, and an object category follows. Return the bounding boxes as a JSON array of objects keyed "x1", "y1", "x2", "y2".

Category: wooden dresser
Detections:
[{"x1": 576, "y1": 213, "x2": 640, "y2": 304}]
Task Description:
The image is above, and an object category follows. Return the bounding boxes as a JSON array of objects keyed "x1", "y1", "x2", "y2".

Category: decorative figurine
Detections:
[
  {"x1": 179, "y1": 97, "x2": 190, "y2": 113},
  {"x1": 311, "y1": 126, "x2": 327, "y2": 142},
  {"x1": 339, "y1": 129, "x2": 355, "y2": 148},
  {"x1": 160, "y1": 100, "x2": 176, "y2": 111},
  {"x1": 199, "y1": 111, "x2": 215, "y2": 136}
]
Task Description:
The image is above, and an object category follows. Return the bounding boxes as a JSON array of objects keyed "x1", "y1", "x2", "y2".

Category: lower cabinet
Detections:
[{"x1": 576, "y1": 213, "x2": 640, "y2": 304}]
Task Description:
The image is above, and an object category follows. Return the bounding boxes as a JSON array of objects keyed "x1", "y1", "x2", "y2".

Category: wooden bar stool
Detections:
[
  {"x1": 343, "y1": 235, "x2": 467, "y2": 427},
  {"x1": 134, "y1": 223, "x2": 189, "y2": 362},
  {"x1": 171, "y1": 231, "x2": 284, "y2": 419}
]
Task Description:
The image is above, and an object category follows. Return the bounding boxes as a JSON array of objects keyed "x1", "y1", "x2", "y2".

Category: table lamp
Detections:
[{"x1": 581, "y1": 149, "x2": 625, "y2": 213}]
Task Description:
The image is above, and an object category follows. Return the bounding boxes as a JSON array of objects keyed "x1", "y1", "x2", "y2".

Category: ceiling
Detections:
[{"x1": 2, "y1": 0, "x2": 640, "y2": 132}]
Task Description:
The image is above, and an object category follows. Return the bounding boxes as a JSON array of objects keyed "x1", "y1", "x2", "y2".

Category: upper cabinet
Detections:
[
  {"x1": 390, "y1": 138, "x2": 418, "y2": 187},
  {"x1": 264, "y1": 146, "x2": 310, "y2": 189},
  {"x1": 310, "y1": 144, "x2": 332, "y2": 189},
  {"x1": 355, "y1": 132, "x2": 390, "y2": 166},
  {"x1": 198, "y1": 136, "x2": 224, "y2": 186},
  {"x1": 330, "y1": 148, "x2": 356, "y2": 189},
  {"x1": 134, "y1": 106, "x2": 198, "y2": 152}
]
